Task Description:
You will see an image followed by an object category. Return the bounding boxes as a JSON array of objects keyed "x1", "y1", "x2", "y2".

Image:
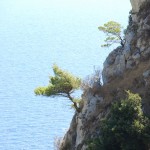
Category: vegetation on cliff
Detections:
[
  {"x1": 34, "y1": 64, "x2": 81, "y2": 112},
  {"x1": 98, "y1": 21, "x2": 125, "y2": 47},
  {"x1": 88, "y1": 91, "x2": 150, "y2": 150},
  {"x1": 34, "y1": 3, "x2": 150, "y2": 148}
]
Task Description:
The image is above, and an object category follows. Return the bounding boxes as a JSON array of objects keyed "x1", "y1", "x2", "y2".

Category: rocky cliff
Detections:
[{"x1": 60, "y1": 0, "x2": 150, "y2": 149}]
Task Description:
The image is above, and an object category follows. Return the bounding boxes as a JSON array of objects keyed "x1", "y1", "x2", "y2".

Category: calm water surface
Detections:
[{"x1": 0, "y1": 0, "x2": 131, "y2": 149}]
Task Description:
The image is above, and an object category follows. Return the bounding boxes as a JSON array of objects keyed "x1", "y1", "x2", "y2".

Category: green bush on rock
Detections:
[{"x1": 88, "y1": 91, "x2": 150, "y2": 150}]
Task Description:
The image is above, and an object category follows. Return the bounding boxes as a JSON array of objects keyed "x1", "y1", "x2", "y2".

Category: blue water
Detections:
[{"x1": 0, "y1": 0, "x2": 131, "y2": 149}]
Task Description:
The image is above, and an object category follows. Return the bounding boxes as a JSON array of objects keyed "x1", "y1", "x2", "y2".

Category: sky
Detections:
[
  {"x1": 0, "y1": 0, "x2": 132, "y2": 76},
  {"x1": 0, "y1": 0, "x2": 132, "y2": 32},
  {"x1": 0, "y1": 0, "x2": 131, "y2": 20}
]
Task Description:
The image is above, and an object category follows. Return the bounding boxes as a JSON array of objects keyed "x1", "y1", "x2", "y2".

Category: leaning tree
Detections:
[{"x1": 34, "y1": 64, "x2": 81, "y2": 112}]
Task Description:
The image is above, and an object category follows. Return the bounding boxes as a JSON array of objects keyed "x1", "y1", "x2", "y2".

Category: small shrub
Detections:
[
  {"x1": 54, "y1": 136, "x2": 63, "y2": 150},
  {"x1": 81, "y1": 67, "x2": 101, "y2": 93},
  {"x1": 87, "y1": 138, "x2": 103, "y2": 150}
]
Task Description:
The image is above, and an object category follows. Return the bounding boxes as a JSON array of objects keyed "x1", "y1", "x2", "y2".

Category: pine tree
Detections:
[
  {"x1": 98, "y1": 21, "x2": 125, "y2": 47},
  {"x1": 34, "y1": 64, "x2": 81, "y2": 112}
]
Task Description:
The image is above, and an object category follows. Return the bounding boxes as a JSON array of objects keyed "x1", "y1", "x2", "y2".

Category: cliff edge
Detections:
[{"x1": 60, "y1": 0, "x2": 150, "y2": 149}]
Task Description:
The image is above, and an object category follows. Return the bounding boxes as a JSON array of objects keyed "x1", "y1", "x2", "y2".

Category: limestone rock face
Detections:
[
  {"x1": 61, "y1": 90, "x2": 107, "y2": 150},
  {"x1": 143, "y1": 14, "x2": 150, "y2": 30},
  {"x1": 60, "y1": 1, "x2": 150, "y2": 149},
  {"x1": 102, "y1": 0, "x2": 150, "y2": 84},
  {"x1": 102, "y1": 47, "x2": 126, "y2": 84},
  {"x1": 130, "y1": 0, "x2": 147, "y2": 13}
]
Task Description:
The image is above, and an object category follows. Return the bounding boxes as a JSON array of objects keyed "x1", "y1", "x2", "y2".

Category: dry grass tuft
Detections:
[{"x1": 54, "y1": 136, "x2": 63, "y2": 150}]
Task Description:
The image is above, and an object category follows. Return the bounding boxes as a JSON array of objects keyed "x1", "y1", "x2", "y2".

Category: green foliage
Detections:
[
  {"x1": 87, "y1": 138, "x2": 103, "y2": 150},
  {"x1": 98, "y1": 21, "x2": 125, "y2": 47},
  {"x1": 88, "y1": 91, "x2": 150, "y2": 150},
  {"x1": 34, "y1": 64, "x2": 81, "y2": 112}
]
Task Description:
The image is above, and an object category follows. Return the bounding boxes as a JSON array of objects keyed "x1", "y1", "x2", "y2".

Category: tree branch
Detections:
[{"x1": 67, "y1": 93, "x2": 80, "y2": 113}]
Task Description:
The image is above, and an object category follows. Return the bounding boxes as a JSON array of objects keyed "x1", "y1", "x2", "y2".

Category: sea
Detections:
[{"x1": 0, "y1": 0, "x2": 131, "y2": 149}]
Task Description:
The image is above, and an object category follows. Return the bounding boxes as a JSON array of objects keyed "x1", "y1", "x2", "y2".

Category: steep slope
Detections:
[{"x1": 60, "y1": 0, "x2": 150, "y2": 149}]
